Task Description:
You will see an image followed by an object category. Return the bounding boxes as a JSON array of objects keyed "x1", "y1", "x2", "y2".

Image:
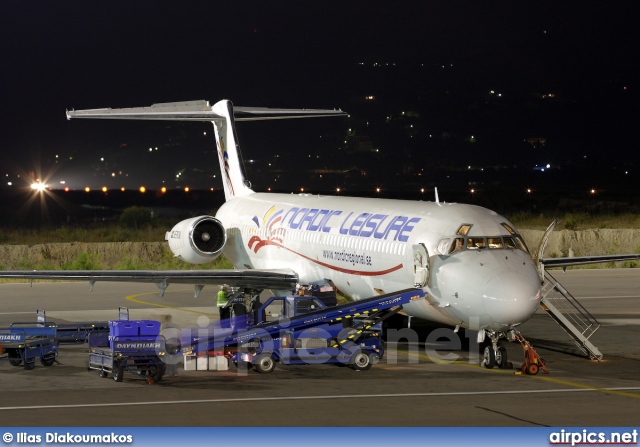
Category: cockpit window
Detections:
[
  {"x1": 503, "y1": 237, "x2": 517, "y2": 249},
  {"x1": 467, "y1": 237, "x2": 486, "y2": 250},
  {"x1": 456, "y1": 224, "x2": 472, "y2": 236},
  {"x1": 501, "y1": 223, "x2": 516, "y2": 234},
  {"x1": 449, "y1": 237, "x2": 465, "y2": 254},
  {"x1": 514, "y1": 236, "x2": 530, "y2": 254},
  {"x1": 446, "y1": 235, "x2": 528, "y2": 254}
]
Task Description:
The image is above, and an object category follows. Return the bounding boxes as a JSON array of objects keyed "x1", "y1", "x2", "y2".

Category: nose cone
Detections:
[{"x1": 483, "y1": 271, "x2": 540, "y2": 328}]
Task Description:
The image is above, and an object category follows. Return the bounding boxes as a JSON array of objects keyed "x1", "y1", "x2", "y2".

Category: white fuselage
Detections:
[{"x1": 216, "y1": 192, "x2": 541, "y2": 332}]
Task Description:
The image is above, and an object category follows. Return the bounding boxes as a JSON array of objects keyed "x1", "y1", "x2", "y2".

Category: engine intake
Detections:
[{"x1": 165, "y1": 216, "x2": 226, "y2": 264}]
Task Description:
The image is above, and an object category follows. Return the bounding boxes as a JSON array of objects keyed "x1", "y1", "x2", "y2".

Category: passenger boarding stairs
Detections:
[{"x1": 540, "y1": 270, "x2": 602, "y2": 360}]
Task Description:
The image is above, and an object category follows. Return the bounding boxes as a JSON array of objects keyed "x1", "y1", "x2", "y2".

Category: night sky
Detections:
[{"x1": 1, "y1": 1, "x2": 639, "y2": 192}]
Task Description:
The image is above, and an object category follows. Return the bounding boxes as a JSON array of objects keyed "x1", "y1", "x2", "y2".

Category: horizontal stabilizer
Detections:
[
  {"x1": 0, "y1": 269, "x2": 298, "y2": 291},
  {"x1": 66, "y1": 99, "x2": 346, "y2": 122},
  {"x1": 541, "y1": 254, "x2": 640, "y2": 268}
]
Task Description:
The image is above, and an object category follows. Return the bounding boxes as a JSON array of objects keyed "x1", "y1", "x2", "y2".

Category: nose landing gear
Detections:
[
  {"x1": 480, "y1": 329, "x2": 548, "y2": 375},
  {"x1": 481, "y1": 333, "x2": 513, "y2": 370}
]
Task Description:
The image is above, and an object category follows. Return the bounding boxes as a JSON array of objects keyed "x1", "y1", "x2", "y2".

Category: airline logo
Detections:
[{"x1": 247, "y1": 205, "x2": 421, "y2": 276}]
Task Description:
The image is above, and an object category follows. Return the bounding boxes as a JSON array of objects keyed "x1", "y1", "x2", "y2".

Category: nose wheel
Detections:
[{"x1": 482, "y1": 344, "x2": 512, "y2": 369}]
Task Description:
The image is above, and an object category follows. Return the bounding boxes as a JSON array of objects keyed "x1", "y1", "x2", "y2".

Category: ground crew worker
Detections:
[{"x1": 217, "y1": 286, "x2": 229, "y2": 316}]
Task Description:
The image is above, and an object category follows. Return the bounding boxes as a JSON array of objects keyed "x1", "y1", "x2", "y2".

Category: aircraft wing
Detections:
[
  {"x1": 65, "y1": 100, "x2": 346, "y2": 122},
  {"x1": 0, "y1": 269, "x2": 298, "y2": 297},
  {"x1": 540, "y1": 254, "x2": 640, "y2": 269}
]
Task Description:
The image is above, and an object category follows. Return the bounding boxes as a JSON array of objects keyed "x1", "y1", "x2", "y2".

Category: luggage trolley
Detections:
[
  {"x1": 88, "y1": 319, "x2": 167, "y2": 384},
  {"x1": 0, "y1": 315, "x2": 58, "y2": 370}
]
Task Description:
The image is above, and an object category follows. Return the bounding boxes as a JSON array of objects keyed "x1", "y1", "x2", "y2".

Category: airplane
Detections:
[{"x1": 3, "y1": 99, "x2": 640, "y2": 369}]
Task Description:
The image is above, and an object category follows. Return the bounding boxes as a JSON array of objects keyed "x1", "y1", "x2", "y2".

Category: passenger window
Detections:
[
  {"x1": 449, "y1": 238, "x2": 465, "y2": 253},
  {"x1": 487, "y1": 237, "x2": 503, "y2": 249}
]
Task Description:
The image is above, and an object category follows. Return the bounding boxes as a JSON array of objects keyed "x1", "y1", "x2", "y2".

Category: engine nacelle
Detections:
[{"x1": 165, "y1": 216, "x2": 227, "y2": 264}]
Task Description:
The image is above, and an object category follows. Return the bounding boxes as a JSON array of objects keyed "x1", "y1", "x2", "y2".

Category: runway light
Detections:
[
  {"x1": 590, "y1": 189, "x2": 596, "y2": 194},
  {"x1": 527, "y1": 188, "x2": 532, "y2": 193},
  {"x1": 470, "y1": 189, "x2": 475, "y2": 194},
  {"x1": 101, "y1": 186, "x2": 108, "y2": 193},
  {"x1": 160, "y1": 186, "x2": 167, "y2": 193},
  {"x1": 85, "y1": 187, "x2": 90, "y2": 193},
  {"x1": 120, "y1": 187, "x2": 125, "y2": 192},
  {"x1": 64, "y1": 187, "x2": 70, "y2": 192},
  {"x1": 184, "y1": 187, "x2": 190, "y2": 192},
  {"x1": 139, "y1": 186, "x2": 146, "y2": 193}
]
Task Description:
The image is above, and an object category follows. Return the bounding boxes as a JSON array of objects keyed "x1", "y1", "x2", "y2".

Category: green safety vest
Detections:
[{"x1": 217, "y1": 290, "x2": 228, "y2": 307}]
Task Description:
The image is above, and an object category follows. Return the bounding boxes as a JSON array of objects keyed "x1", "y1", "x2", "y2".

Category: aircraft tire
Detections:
[
  {"x1": 496, "y1": 346, "x2": 508, "y2": 369},
  {"x1": 483, "y1": 346, "x2": 496, "y2": 369}
]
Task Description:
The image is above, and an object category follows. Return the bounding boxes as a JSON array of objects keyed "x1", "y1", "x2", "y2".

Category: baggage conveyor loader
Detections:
[{"x1": 180, "y1": 288, "x2": 425, "y2": 373}]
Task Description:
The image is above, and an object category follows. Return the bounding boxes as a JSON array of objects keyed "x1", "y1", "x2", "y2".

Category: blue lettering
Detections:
[
  {"x1": 398, "y1": 217, "x2": 421, "y2": 242},
  {"x1": 322, "y1": 210, "x2": 342, "y2": 232},
  {"x1": 308, "y1": 209, "x2": 329, "y2": 232},
  {"x1": 289, "y1": 208, "x2": 310, "y2": 229},
  {"x1": 299, "y1": 208, "x2": 319, "y2": 230},
  {"x1": 282, "y1": 207, "x2": 299, "y2": 227},
  {"x1": 374, "y1": 215, "x2": 394, "y2": 239},
  {"x1": 386, "y1": 216, "x2": 408, "y2": 241},
  {"x1": 349, "y1": 213, "x2": 370, "y2": 236},
  {"x1": 359, "y1": 213, "x2": 387, "y2": 237},
  {"x1": 339, "y1": 212, "x2": 354, "y2": 235}
]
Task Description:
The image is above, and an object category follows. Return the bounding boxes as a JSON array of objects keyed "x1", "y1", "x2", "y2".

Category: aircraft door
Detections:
[{"x1": 412, "y1": 243, "x2": 430, "y2": 287}]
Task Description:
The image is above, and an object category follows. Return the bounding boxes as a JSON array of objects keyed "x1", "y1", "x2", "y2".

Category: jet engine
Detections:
[{"x1": 165, "y1": 216, "x2": 227, "y2": 264}]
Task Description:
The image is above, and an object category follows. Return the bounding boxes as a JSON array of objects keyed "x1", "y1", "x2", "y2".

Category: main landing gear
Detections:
[{"x1": 480, "y1": 329, "x2": 548, "y2": 375}]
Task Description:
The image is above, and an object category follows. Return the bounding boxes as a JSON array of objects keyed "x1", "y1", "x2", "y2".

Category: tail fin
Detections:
[
  {"x1": 211, "y1": 100, "x2": 253, "y2": 200},
  {"x1": 66, "y1": 99, "x2": 346, "y2": 201}
]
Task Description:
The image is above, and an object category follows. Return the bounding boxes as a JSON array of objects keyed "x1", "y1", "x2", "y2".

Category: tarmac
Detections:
[{"x1": 0, "y1": 269, "x2": 638, "y2": 426}]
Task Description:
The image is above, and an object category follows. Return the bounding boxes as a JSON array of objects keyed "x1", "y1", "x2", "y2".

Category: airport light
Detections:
[
  {"x1": 64, "y1": 187, "x2": 70, "y2": 192},
  {"x1": 160, "y1": 186, "x2": 167, "y2": 193},
  {"x1": 85, "y1": 187, "x2": 90, "y2": 193},
  {"x1": 184, "y1": 187, "x2": 190, "y2": 192},
  {"x1": 139, "y1": 186, "x2": 146, "y2": 193},
  {"x1": 31, "y1": 182, "x2": 46, "y2": 192},
  {"x1": 590, "y1": 189, "x2": 596, "y2": 195},
  {"x1": 101, "y1": 186, "x2": 108, "y2": 193}
]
